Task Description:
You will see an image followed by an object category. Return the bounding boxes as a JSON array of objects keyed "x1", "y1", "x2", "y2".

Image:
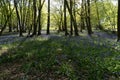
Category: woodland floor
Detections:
[
  {"x1": 0, "y1": 30, "x2": 120, "y2": 80},
  {"x1": 0, "y1": 30, "x2": 118, "y2": 45}
]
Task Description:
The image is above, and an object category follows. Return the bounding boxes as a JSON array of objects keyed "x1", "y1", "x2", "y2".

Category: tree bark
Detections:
[
  {"x1": 65, "y1": 0, "x2": 79, "y2": 36},
  {"x1": 64, "y1": 0, "x2": 68, "y2": 36},
  {"x1": 38, "y1": 0, "x2": 42, "y2": 35},
  {"x1": 80, "y1": 0, "x2": 85, "y2": 32},
  {"x1": 85, "y1": 0, "x2": 92, "y2": 35},
  {"x1": 47, "y1": 0, "x2": 50, "y2": 35},
  {"x1": 32, "y1": 0, "x2": 37, "y2": 36},
  {"x1": 117, "y1": 0, "x2": 120, "y2": 41},
  {"x1": 14, "y1": 0, "x2": 23, "y2": 36},
  {"x1": 70, "y1": 0, "x2": 73, "y2": 35}
]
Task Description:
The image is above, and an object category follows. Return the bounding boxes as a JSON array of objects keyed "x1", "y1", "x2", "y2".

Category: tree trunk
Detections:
[
  {"x1": 8, "y1": 1, "x2": 12, "y2": 32},
  {"x1": 58, "y1": 5, "x2": 63, "y2": 32},
  {"x1": 87, "y1": 0, "x2": 92, "y2": 35},
  {"x1": 65, "y1": 0, "x2": 79, "y2": 36},
  {"x1": 9, "y1": 22, "x2": 12, "y2": 32},
  {"x1": 117, "y1": 0, "x2": 120, "y2": 41},
  {"x1": 64, "y1": 0, "x2": 68, "y2": 36},
  {"x1": 47, "y1": 0, "x2": 50, "y2": 35},
  {"x1": 70, "y1": 0, "x2": 73, "y2": 35},
  {"x1": 32, "y1": 0, "x2": 37, "y2": 36},
  {"x1": 38, "y1": 0, "x2": 42, "y2": 35},
  {"x1": 14, "y1": 0, "x2": 23, "y2": 36},
  {"x1": 80, "y1": 0, "x2": 85, "y2": 32},
  {"x1": 85, "y1": 0, "x2": 92, "y2": 35}
]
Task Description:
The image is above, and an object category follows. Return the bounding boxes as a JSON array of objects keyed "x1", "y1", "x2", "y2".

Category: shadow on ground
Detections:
[{"x1": 0, "y1": 36, "x2": 120, "y2": 80}]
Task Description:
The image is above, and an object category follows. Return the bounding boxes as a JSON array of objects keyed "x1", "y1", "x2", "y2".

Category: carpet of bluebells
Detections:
[{"x1": 0, "y1": 34, "x2": 120, "y2": 80}]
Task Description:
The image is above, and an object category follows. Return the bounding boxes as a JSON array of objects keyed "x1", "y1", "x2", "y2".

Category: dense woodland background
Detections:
[
  {"x1": 0, "y1": 0, "x2": 120, "y2": 80},
  {"x1": 0, "y1": 0, "x2": 119, "y2": 38}
]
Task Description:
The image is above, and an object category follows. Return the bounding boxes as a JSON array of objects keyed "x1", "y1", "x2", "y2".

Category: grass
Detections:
[{"x1": 0, "y1": 36, "x2": 120, "y2": 80}]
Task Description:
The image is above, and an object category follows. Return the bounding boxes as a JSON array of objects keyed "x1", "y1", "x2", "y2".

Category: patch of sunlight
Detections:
[
  {"x1": 0, "y1": 43, "x2": 16, "y2": 56},
  {"x1": 0, "y1": 46, "x2": 9, "y2": 55},
  {"x1": 80, "y1": 33, "x2": 88, "y2": 37},
  {"x1": 56, "y1": 48, "x2": 63, "y2": 54},
  {"x1": 35, "y1": 36, "x2": 49, "y2": 41}
]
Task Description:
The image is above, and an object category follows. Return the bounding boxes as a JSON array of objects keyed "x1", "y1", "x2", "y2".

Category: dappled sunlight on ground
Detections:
[
  {"x1": 0, "y1": 35, "x2": 119, "y2": 79},
  {"x1": 0, "y1": 31, "x2": 120, "y2": 79}
]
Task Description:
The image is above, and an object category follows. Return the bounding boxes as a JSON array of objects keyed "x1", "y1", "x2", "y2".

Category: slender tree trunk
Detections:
[
  {"x1": 22, "y1": 0, "x2": 27, "y2": 32},
  {"x1": 32, "y1": 0, "x2": 37, "y2": 36},
  {"x1": 87, "y1": 0, "x2": 92, "y2": 35},
  {"x1": 38, "y1": 0, "x2": 42, "y2": 35},
  {"x1": 59, "y1": 5, "x2": 63, "y2": 32},
  {"x1": 9, "y1": 22, "x2": 12, "y2": 32},
  {"x1": 14, "y1": 0, "x2": 23, "y2": 36},
  {"x1": 8, "y1": 1, "x2": 12, "y2": 32},
  {"x1": 65, "y1": 0, "x2": 79, "y2": 36},
  {"x1": 85, "y1": 0, "x2": 92, "y2": 35},
  {"x1": 26, "y1": 0, "x2": 31, "y2": 36},
  {"x1": 117, "y1": 0, "x2": 120, "y2": 41},
  {"x1": 73, "y1": 0, "x2": 79, "y2": 36},
  {"x1": 80, "y1": 0, "x2": 85, "y2": 32},
  {"x1": 0, "y1": 17, "x2": 9, "y2": 35},
  {"x1": 73, "y1": 0, "x2": 76, "y2": 23},
  {"x1": 85, "y1": 0, "x2": 88, "y2": 29},
  {"x1": 64, "y1": 0, "x2": 68, "y2": 36},
  {"x1": 70, "y1": 0, "x2": 73, "y2": 35},
  {"x1": 47, "y1": 0, "x2": 50, "y2": 35},
  {"x1": 37, "y1": 0, "x2": 45, "y2": 35}
]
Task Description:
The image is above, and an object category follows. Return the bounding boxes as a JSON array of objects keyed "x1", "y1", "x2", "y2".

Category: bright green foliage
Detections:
[{"x1": 90, "y1": 1, "x2": 117, "y2": 30}]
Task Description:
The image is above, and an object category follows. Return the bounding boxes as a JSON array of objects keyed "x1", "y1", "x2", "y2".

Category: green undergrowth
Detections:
[{"x1": 0, "y1": 36, "x2": 120, "y2": 80}]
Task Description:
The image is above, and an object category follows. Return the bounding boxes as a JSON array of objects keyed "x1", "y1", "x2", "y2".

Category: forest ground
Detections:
[
  {"x1": 0, "y1": 30, "x2": 120, "y2": 80},
  {"x1": 0, "y1": 30, "x2": 118, "y2": 45}
]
